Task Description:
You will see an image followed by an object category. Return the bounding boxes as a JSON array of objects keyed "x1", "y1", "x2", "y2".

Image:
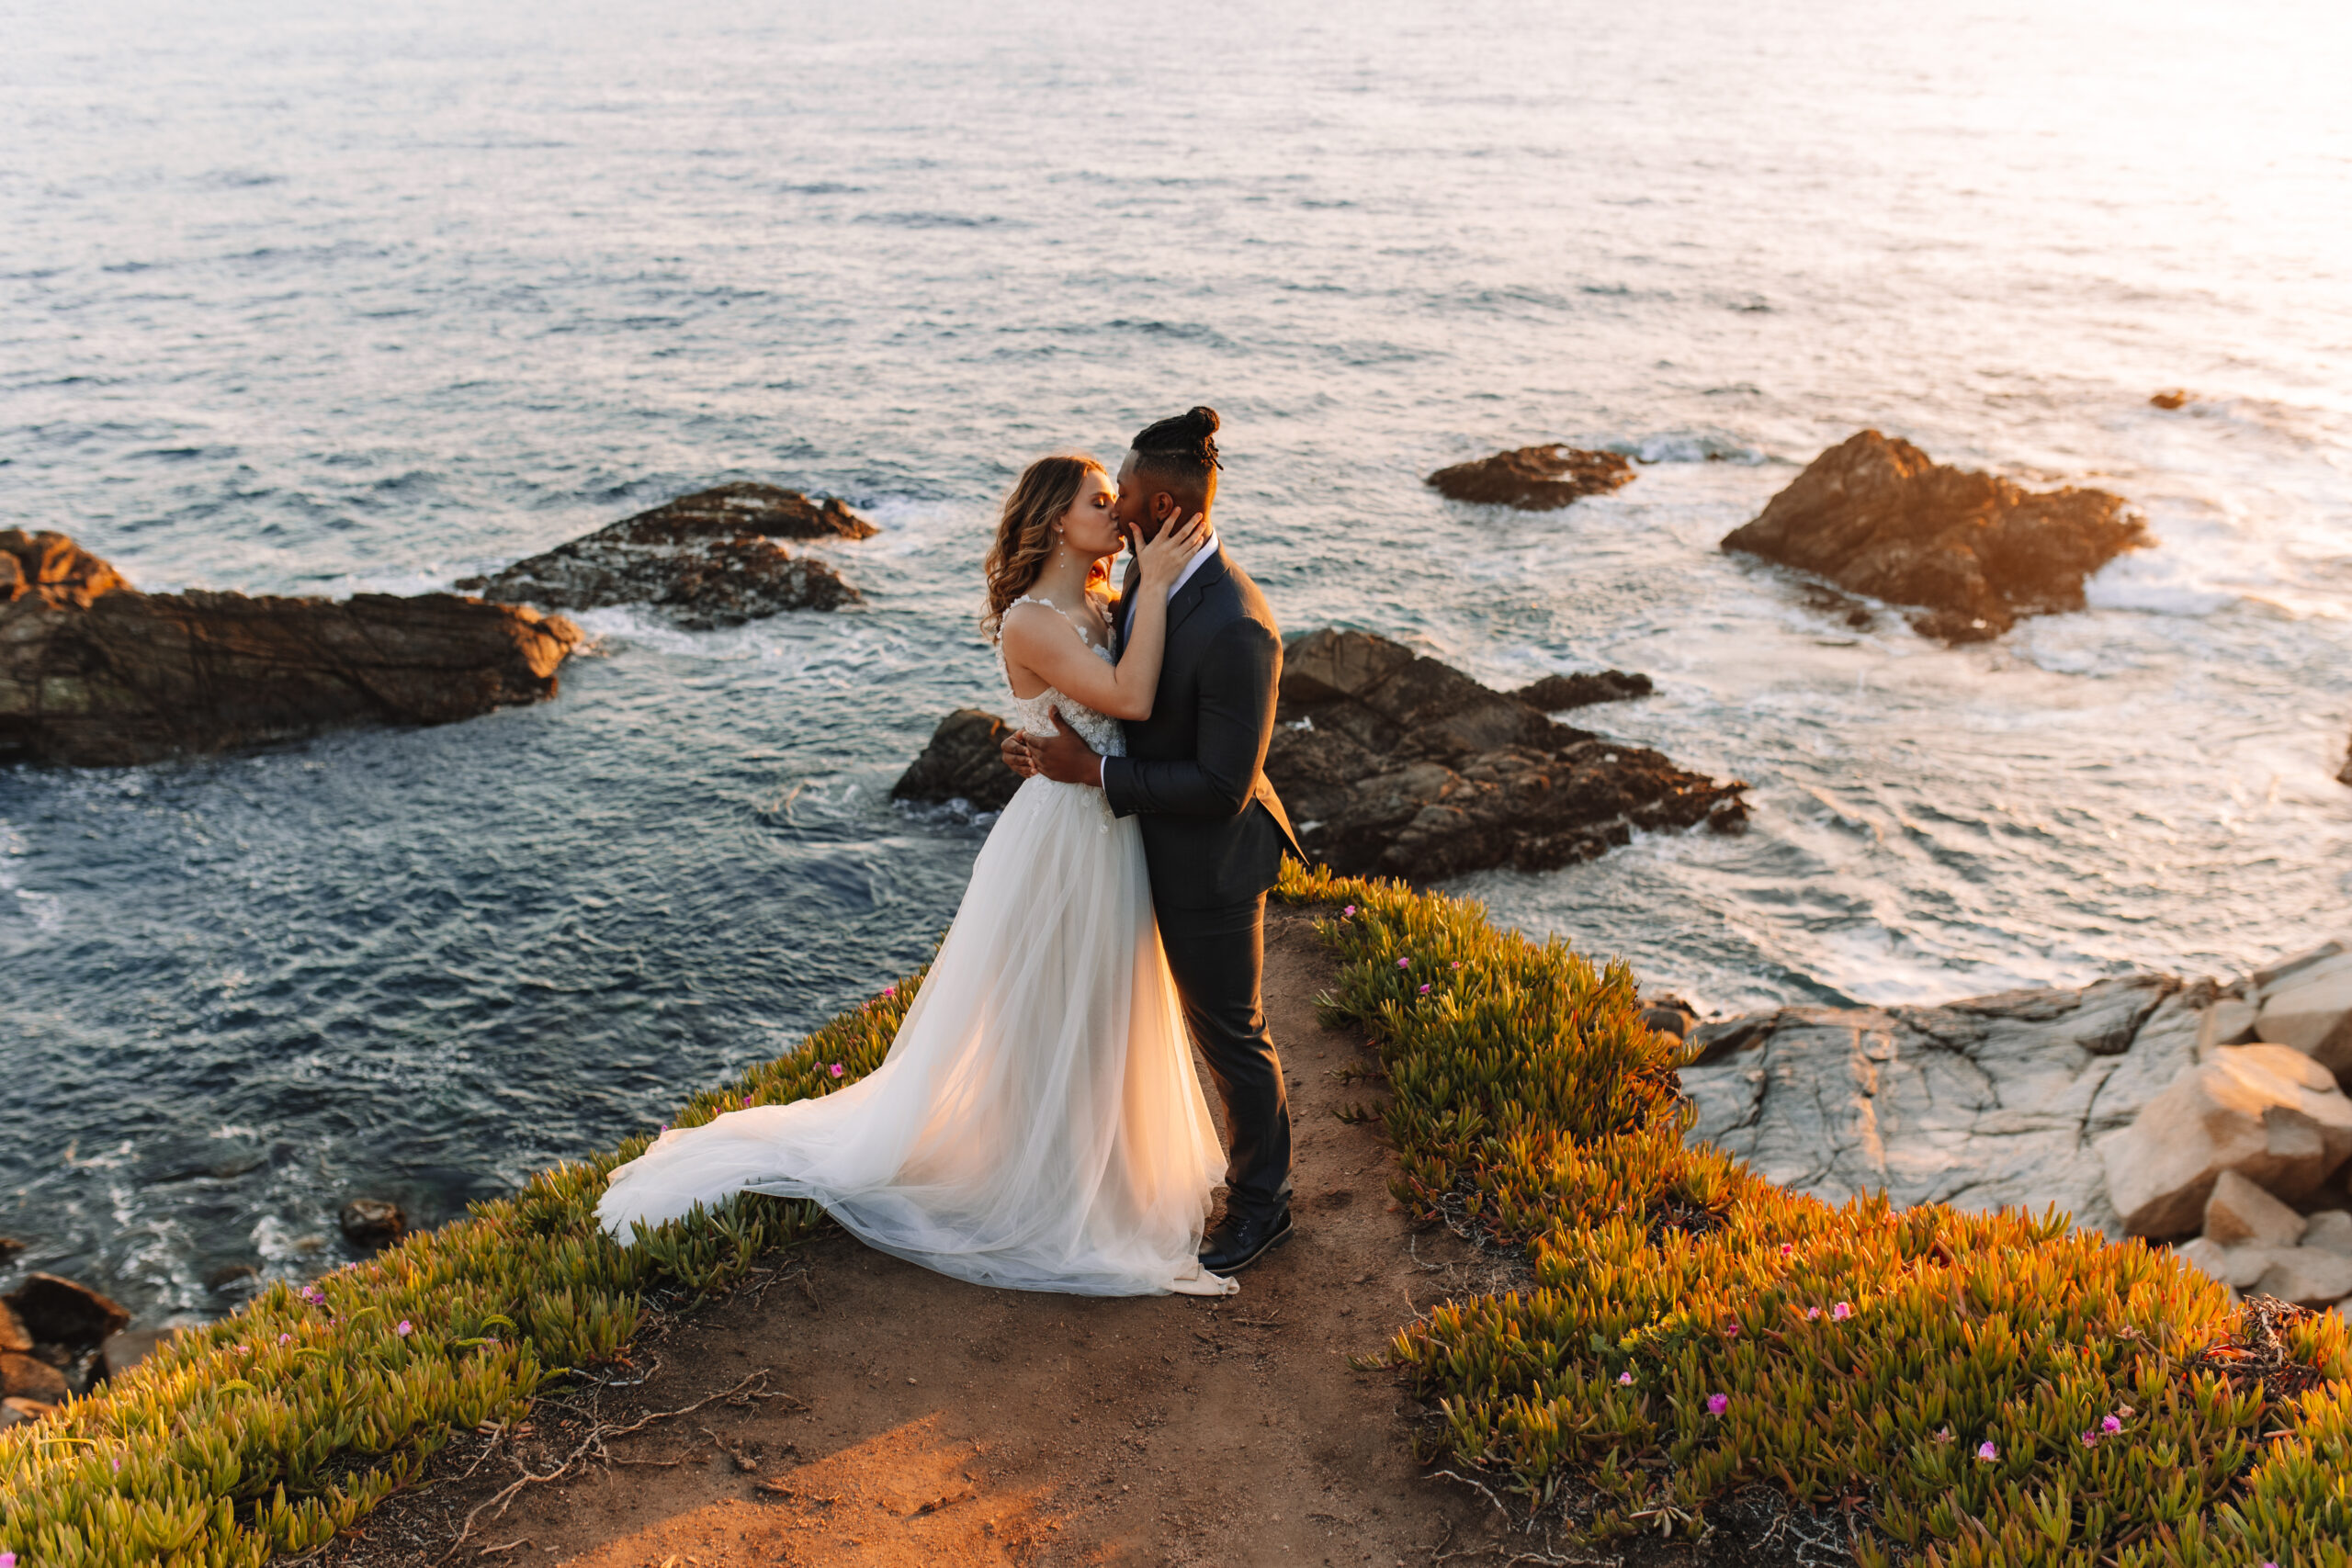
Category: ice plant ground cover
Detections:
[
  {"x1": 1278, "y1": 863, "x2": 2352, "y2": 1566},
  {"x1": 1, "y1": 866, "x2": 2348, "y2": 1565},
  {"x1": 0, "y1": 989, "x2": 914, "y2": 1566}
]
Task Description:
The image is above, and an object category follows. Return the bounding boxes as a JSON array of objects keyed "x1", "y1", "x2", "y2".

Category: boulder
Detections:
[
  {"x1": 892, "y1": 629, "x2": 1747, "y2": 884},
  {"x1": 2174, "y1": 1236, "x2": 2278, "y2": 1291},
  {"x1": 0, "y1": 1350, "x2": 69, "y2": 1404},
  {"x1": 2099, "y1": 1044, "x2": 2352, "y2": 1239},
  {"x1": 2252, "y1": 940, "x2": 2346, "y2": 994},
  {"x1": 0, "y1": 531, "x2": 581, "y2": 768},
  {"x1": 2304, "y1": 1210, "x2": 2352, "y2": 1258},
  {"x1": 4, "y1": 1273, "x2": 130, "y2": 1348},
  {"x1": 2202, "y1": 1168, "x2": 2305, "y2": 1247},
  {"x1": 1268, "y1": 630, "x2": 1746, "y2": 880},
  {"x1": 1680, "y1": 975, "x2": 2181, "y2": 1232},
  {"x1": 2252, "y1": 1247, "x2": 2352, "y2": 1308},
  {"x1": 0, "y1": 1236, "x2": 19, "y2": 1261},
  {"x1": 338, "y1": 1198, "x2": 408, "y2": 1247},
  {"x1": 1511, "y1": 671, "x2": 1654, "y2": 712},
  {"x1": 1426, "y1": 446, "x2": 1635, "y2": 511},
  {"x1": 0, "y1": 1299, "x2": 28, "y2": 1354},
  {"x1": 2199, "y1": 998, "x2": 2259, "y2": 1053},
  {"x1": 2, "y1": 1396, "x2": 59, "y2": 1424},
  {"x1": 457, "y1": 482, "x2": 866, "y2": 629},
  {"x1": 1719, "y1": 431, "x2": 2150, "y2": 643},
  {"x1": 99, "y1": 1327, "x2": 177, "y2": 1379},
  {"x1": 2255, "y1": 963, "x2": 2352, "y2": 1077},
  {"x1": 2150, "y1": 389, "x2": 2192, "y2": 411},
  {"x1": 890, "y1": 709, "x2": 1024, "y2": 814}
]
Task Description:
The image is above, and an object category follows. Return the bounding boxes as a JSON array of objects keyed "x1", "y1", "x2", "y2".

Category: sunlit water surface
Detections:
[{"x1": 4, "y1": 0, "x2": 2349, "y2": 1320}]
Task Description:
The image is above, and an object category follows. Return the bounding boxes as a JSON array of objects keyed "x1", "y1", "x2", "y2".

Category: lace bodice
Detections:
[{"x1": 1001, "y1": 595, "x2": 1126, "y2": 758}]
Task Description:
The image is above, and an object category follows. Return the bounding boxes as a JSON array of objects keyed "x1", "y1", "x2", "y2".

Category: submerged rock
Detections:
[
  {"x1": 1426, "y1": 446, "x2": 1635, "y2": 511},
  {"x1": 339, "y1": 1198, "x2": 408, "y2": 1247},
  {"x1": 0, "y1": 531, "x2": 581, "y2": 768},
  {"x1": 458, "y1": 482, "x2": 868, "y2": 629},
  {"x1": 1720, "y1": 430, "x2": 2150, "y2": 642},
  {"x1": 891, "y1": 628, "x2": 1744, "y2": 882}
]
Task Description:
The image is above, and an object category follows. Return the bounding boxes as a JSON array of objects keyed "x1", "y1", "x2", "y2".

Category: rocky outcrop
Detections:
[
  {"x1": 890, "y1": 629, "x2": 1745, "y2": 881},
  {"x1": 2150, "y1": 389, "x2": 2192, "y2": 411},
  {"x1": 1720, "y1": 431, "x2": 2150, "y2": 642},
  {"x1": 1681, "y1": 975, "x2": 2186, "y2": 1233},
  {"x1": 1426, "y1": 446, "x2": 1634, "y2": 511},
  {"x1": 458, "y1": 482, "x2": 868, "y2": 629},
  {"x1": 1267, "y1": 630, "x2": 1745, "y2": 880},
  {"x1": 891, "y1": 709, "x2": 1023, "y2": 814},
  {"x1": 0, "y1": 532, "x2": 581, "y2": 767},
  {"x1": 1687, "y1": 933, "x2": 2352, "y2": 1314},
  {"x1": 0, "y1": 1271, "x2": 134, "y2": 1418}
]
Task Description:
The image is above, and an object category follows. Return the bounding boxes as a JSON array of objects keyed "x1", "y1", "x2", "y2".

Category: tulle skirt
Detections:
[{"x1": 596, "y1": 775, "x2": 1236, "y2": 1296}]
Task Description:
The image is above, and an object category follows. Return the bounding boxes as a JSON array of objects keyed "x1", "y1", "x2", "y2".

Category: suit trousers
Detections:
[{"x1": 1156, "y1": 892, "x2": 1293, "y2": 1223}]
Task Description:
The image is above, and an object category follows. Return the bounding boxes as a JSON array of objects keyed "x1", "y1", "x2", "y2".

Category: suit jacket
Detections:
[{"x1": 1104, "y1": 546, "x2": 1306, "y2": 911}]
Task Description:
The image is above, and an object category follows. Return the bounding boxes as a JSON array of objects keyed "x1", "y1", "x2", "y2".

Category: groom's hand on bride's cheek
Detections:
[{"x1": 1032, "y1": 712, "x2": 1102, "y2": 785}]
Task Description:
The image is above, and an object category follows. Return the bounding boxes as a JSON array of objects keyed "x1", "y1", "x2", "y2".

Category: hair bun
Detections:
[{"x1": 1185, "y1": 406, "x2": 1221, "y2": 437}]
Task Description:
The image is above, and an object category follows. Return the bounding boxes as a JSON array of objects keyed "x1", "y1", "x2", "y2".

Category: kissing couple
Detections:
[{"x1": 598, "y1": 406, "x2": 1306, "y2": 1298}]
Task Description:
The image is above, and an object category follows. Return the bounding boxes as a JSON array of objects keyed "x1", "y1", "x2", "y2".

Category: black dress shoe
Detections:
[{"x1": 1199, "y1": 1208, "x2": 1294, "y2": 1274}]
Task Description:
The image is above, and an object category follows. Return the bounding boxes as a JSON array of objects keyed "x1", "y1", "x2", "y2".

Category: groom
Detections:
[{"x1": 1001, "y1": 406, "x2": 1306, "y2": 1274}]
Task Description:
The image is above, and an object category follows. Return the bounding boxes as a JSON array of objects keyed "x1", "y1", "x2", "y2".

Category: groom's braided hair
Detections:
[{"x1": 1128, "y1": 406, "x2": 1222, "y2": 505}]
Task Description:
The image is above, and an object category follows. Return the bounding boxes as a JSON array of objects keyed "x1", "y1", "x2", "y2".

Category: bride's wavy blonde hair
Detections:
[{"x1": 982, "y1": 454, "x2": 1110, "y2": 639}]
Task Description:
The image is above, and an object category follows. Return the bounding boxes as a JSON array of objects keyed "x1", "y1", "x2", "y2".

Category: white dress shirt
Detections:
[{"x1": 1102, "y1": 534, "x2": 1217, "y2": 786}]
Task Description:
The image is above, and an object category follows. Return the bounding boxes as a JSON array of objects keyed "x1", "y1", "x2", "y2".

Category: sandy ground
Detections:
[{"x1": 320, "y1": 908, "x2": 1523, "y2": 1568}]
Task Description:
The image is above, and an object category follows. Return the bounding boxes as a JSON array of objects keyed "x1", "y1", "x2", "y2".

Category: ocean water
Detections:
[{"x1": 4, "y1": 0, "x2": 2349, "y2": 1323}]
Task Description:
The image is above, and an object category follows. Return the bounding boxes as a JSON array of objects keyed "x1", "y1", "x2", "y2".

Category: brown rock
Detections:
[
  {"x1": 0, "y1": 1235, "x2": 19, "y2": 1261},
  {"x1": 2098, "y1": 1044, "x2": 2352, "y2": 1238},
  {"x1": 0, "y1": 531, "x2": 581, "y2": 767},
  {"x1": 0, "y1": 1350, "x2": 69, "y2": 1404},
  {"x1": 2, "y1": 1396, "x2": 60, "y2": 1424},
  {"x1": 1720, "y1": 431, "x2": 2151, "y2": 643},
  {"x1": 1511, "y1": 671, "x2": 1654, "y2": 712},
  {"x1": 458, "y1": 482, "x2": 867, "y2": 629},
  {"x1": 2202, "y1": 1168, "x2": 2306, "y2": 1247},
  {"x1": 2256, "y1": 961, "x2": 2352, "y2": 1077},
  {"x1": 0, "y1": 1299, "x2": 29, "y2": 1354},
  {"x1": 4, "y1": 1272, "x2": 131, "y2": 1348},
  {"x1": 890, "y1": 709, "x2": 1024, "y2": 814},
  {"x1": 1266, "y1": 629, "x2": 1745, "y2": 881},
  {"x1": 2149, "y1": 389, "x2": 2192, "y2": 410},
  {"x1": 339, "y1": 1197, "x2": 408, "y2": 1247},
  {"x1": 1426, "y1": 446, "x2": 1635, "y2": 511}
]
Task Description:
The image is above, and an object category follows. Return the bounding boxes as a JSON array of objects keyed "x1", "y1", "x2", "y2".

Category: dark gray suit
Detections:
[{"x1": 1107, "y1": 545, "x2": 1304, "y2": 1223}]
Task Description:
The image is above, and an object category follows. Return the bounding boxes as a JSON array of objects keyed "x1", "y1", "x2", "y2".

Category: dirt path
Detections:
[{"x1": 325, "y1": 908, "x2": 1515, "y2": 1568}]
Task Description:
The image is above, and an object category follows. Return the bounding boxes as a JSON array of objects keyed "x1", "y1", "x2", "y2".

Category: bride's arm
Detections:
[{"x1": 999, "y1": 514, "x2": 1205, "y2": 721}]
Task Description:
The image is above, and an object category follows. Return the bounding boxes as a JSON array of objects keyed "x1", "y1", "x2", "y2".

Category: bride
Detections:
[{"x1": 596, "y1": 454, "x2": 1238, "y2": 1296}]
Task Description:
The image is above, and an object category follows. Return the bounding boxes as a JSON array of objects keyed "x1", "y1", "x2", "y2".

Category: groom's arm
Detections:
[{"x1": 1102, "y1": 619, "x2": 1279, "y2": 820}]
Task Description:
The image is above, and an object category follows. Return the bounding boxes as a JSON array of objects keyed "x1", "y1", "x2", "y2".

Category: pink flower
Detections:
[
  {"x1": 1341, "y1": 905, "x2": 1356, "y2": 917},
  {"x1": 1449, "y1": 961, "x2": 1460, "y2": 970},
  {"x1": 1723, "y1": 1322, "x2": 1740, "y2": 1339},
  {"x1": 1806, "y1": 1307, "x2": 1821, "y2": 1321},
  {"x1": 278, "y1": 1333, "x2": 291, "y2": 1346},
  {"x1": 2101, "y1": 1414, "x2": 2122, "y2": 1434},
  {"x1": 1779, "y1": 1243, "x2": 1793, "y2": 1257},
  {"x1": 3, "y1": 1550, "x2": 17, "y2": 1566},
  {"x1": 1617, "y1": 1371, "x2": 1634, "y2": 1385},
  {"x1": 741, "y1": 1096, "x2": 752, "y2": 1108},
  {"x1": 1976, "y1": 1441, "x2": 1997, "y2": 1462},
  {"x1": 1418, "y1": 984, "x2": 1431, "y2": 995},
  {"x1": 1705, "y1": 1393, "x2": 1727, "y2": 1416},
  {"x1": 828, "y1": 1063, "x2": 844, "y2": 1078},
  {"x1": 396, "y1": 1320, "x2": 413, "y2": 1337},
  {"x1": 1831, "y1": 1302, "x2": 1852, "y2": 1321},
  {"x1": 882, "y1": 986, "x2": 898, "y2": 998},
  {"x1": 1931, "y1": 1427, "x2": 1952, "y2": 1444},
  {"x1": 1397, "y1": 957, "x2": 1411, "y2": 969}
]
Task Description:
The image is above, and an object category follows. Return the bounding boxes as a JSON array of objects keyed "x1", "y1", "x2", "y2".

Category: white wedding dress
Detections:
[{"x1": 596, "y1": 598, "x2": 1237, "y2": 1296}]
